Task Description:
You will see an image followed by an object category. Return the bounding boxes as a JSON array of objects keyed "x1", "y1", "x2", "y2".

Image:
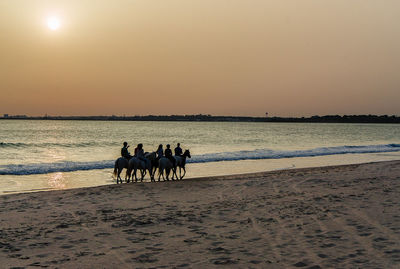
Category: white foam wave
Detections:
[
  {"x1": 1, "y1": 144, "x2": 399, "y2": 175},
  {"x1": 0, "y1": 161, "x2": 113, "y2": 176},
  {"x1": 190, "y1": 143, "x2": 400, "y2": 163}
]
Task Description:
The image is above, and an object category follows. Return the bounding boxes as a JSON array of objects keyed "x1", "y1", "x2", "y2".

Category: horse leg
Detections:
[
  {"x1": 148, "y1": 163, "x2": 154, "y2": 181},
  {"x1": 170, "y1": 166, "x2": 174, "y2": 180},
  {"x1": 150, "y1": 166, "x2": 154, "y2": 179},
  {"x1": 135, "y1": 168, "x2": 139, "y2": 182},
  {"x1": 125, "y1": 170, "x2": 129, "y2": 183},
  {"x1": 166, "y1": 168, "x2": 170, "y2": 181},
  {"x1": 172, "y1": 167, "x2": 178, "y2": 180},
  {"x1": 154, "y1": 164, "x2": 159, "y2": 180},
  {"x1": 151, "y1": 163, "x2": 157, "y2": 181},
  {"x1": 158, "y1": 168, "x2": 162, "y2": 181},
  {"x1": 125, "y1": 169, "x2": 132, "y2": 183},
  {"x1": 181, "y1": 167, "x2": 186, "y2": 179},
  {"x1": 125, "y1": 167, "x2": 131, "y2": 183},
  {"x1": 148, "y1": 168, "x2": 154, "y2": 181},
  {"x1": 117, "y1": 169, "x2": 122, "y2": 184},
  {"x1": 140, "y1": 169, "x2": 144, "y2": 182}
]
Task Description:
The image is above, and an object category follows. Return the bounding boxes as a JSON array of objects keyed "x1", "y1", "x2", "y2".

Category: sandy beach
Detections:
[{"x1": 0, "y1": 161, "x2": 399, "y2": 268}]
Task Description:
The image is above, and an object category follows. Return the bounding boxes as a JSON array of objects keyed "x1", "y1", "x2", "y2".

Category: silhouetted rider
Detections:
[
  {"x1": 121, "y1": 142, "x2": 132, "y2": 159},
  {"x1": 134, "y1": 143, "x2": 146, "y2": 162},
  {"x1": 156, "y1": 144, "x2": 164, "y2": 160},
  {"x1": 165, "y1": 144, "x2": 176, "y2": 167},
  {"x1": 174, "y1": 143, "x2": 183, "y2": 156}
]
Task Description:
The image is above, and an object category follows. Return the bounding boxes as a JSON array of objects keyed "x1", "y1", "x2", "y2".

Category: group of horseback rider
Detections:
[
  {"x1": 114, "y1": 141, "x2": 191, "y2": 183},
  {"x1": 121, "y1": 142, "x2": 182, "y2": 168}
]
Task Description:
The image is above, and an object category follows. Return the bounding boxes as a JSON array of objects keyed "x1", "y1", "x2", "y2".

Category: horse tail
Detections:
[{"x1": 113, "y1": 159, "x2": 118, "y2": 178}]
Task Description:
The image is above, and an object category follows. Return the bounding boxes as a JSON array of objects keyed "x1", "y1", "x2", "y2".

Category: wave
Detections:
[
  {"x1": 0, "y1": 161, "x2": 113, "y2": 176},
  {"x1": 0, "y1": 141, "x2": 116, "y2": 148},
  {"x1": 192, "y1": 143, "x2": 400, "y2": 163},
  {"x1": 1, "y1": 143, "x2": 399, "y2": 175}
]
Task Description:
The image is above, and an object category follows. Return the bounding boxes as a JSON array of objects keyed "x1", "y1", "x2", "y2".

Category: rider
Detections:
[
  {"x1": 121, "y1": 142, "x2": 132, "y2": 159},
  {"x1": 156, "y1": 144, "x2": 164, "y2": 160},
  {"x1": 165, "y1": 144, "x2": 176, "y2": 168},
  {"x1": 174, "y1": 143, "x2": 183, "y2": 156},
  {"x1": 134, "y1": 143, "x2": 146, "y2": 162}
]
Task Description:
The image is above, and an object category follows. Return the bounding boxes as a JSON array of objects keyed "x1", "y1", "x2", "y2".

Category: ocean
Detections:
[{"x1": 1, "y1": 120, "x2": 400, "y2": 194}]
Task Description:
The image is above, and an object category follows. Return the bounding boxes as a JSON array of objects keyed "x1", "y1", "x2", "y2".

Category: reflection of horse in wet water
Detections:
[
  {"x1": 158, "y1": 149, "x2": 191, "y2": 181},
  {"x1": 113, "y1": 157, "x2": 129, "y2": 184},
  {"x1": 126, "y1": 152, "x2": 156, "y2": 182}
]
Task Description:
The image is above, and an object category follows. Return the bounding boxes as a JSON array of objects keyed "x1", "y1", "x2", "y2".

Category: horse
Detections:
[
  {"x1": 158, "y1": 157, "x2": 177, "y2": 181},
  {"x1": 113, "y1": 157, "x2": 129, "y2": 184},
  {"x1": 158, "y1": 149, "x2": 191, "y2": 181},
  {"x1": 174, "y1": 149, "x2": 191, "y2": 179},
  {"x1": 144, "y1": 152, "x2": 158, "y2": 178},
  {"x1": 126, "y1": 153, "x2": 155, "y2": 182}
]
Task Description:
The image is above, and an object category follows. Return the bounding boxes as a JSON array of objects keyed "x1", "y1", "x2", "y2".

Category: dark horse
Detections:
[
  {"x1": 174, "y1": 149, "x2": 191, "y2": 179},
  {"x1": 158, "y1": 149, "x2": 191, "y2": 181},
  {"x1": 113, "y1": 157, "x2": 129, "y2": 184}
]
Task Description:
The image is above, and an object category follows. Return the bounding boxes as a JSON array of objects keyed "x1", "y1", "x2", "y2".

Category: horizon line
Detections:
[{"x1": 1, "y1": 113, "x2": 400, "y2": 118}]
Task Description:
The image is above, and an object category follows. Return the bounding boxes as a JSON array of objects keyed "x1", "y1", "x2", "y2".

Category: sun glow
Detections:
[{"x1": 47, "y1": 16, "x2": 61, "y2": 30}]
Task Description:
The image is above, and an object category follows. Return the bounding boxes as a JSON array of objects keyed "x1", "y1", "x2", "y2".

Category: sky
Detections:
[{"x1": 1, "y1": 0, "x2": 400, "y2": 117}]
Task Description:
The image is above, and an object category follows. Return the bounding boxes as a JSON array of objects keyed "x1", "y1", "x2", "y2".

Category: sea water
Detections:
[{"x1": 1, "y1": 120, "x2": 400, "y2": 194}]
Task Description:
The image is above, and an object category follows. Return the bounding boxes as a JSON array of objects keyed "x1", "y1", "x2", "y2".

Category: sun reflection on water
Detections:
[{"x1": 48, "y1": 172, "x2": 67, "y2": 189}]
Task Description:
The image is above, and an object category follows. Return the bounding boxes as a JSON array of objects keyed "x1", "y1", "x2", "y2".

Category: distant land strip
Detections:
[{"x1": 1, "y1": 114, "x2": 400, "y2": 123}]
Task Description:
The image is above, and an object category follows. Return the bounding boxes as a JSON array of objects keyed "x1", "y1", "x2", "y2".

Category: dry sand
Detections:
[{"x1": 0, "y1": 160, "x2": 399, "y2": 268}]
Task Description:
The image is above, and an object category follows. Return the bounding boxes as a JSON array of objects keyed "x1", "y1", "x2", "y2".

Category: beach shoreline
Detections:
[{"x1": 1, "y1": 160, "x2": 399, "y2": 268}]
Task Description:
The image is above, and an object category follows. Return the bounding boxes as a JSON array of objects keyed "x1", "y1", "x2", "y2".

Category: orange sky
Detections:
[{"x1": 1, "y1": 0, "x2": 400, "y2": 117}]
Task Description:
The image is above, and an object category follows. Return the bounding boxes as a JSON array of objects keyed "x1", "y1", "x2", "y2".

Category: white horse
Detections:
[
  {"x1": 158, "y1": 149, "x2": 191, "y2": 181},
  {"x1": 113, "y1": 157, "x2": 129, "y2": 184},
  {"x1": 126, "y1": 153, "x2": 155, "y2": 182}
]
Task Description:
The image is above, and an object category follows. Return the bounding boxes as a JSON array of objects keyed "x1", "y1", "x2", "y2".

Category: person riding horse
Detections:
[
  {"x1": 116, "y1": 141, "x2": 190, "y2": 182},
  {"x1": 121, "y1": 142, "x2": 132, "y2": 160},
  {"x1": 174, "y1": 143, "x2": 183, "y2": 156},
  {"x1": 156, "y1": 144, "x2": 163, "y2": 160},
  {"x1": 165, "y1": 144, "x2": 176, "y2": 168},
  {"x1": 134, "y1": 143, "x2": 146, "y2": 162}
]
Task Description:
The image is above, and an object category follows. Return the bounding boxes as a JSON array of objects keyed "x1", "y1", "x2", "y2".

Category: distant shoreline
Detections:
[{"x1": 1, "y1": 114, "x2": 400, "y2": 123}]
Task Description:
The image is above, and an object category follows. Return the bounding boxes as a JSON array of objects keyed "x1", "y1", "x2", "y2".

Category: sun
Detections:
[{"x1": 47, "y1": 16, "x2": 61, "y2": 30}]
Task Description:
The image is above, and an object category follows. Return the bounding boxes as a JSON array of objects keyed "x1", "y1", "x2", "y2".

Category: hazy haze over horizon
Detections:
[{"x1": 1, "y1": 0, "x2": 399, "y2": 117}]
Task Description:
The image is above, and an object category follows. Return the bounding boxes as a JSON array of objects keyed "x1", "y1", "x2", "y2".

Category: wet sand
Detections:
[{"x1": 0, "y1": 160, "x2": 399, "y2": 268}]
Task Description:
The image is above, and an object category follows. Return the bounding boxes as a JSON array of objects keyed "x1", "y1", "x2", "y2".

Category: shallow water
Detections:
[{"x1": 1, "y1": 120, "x2": 400, "y2": 194}]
